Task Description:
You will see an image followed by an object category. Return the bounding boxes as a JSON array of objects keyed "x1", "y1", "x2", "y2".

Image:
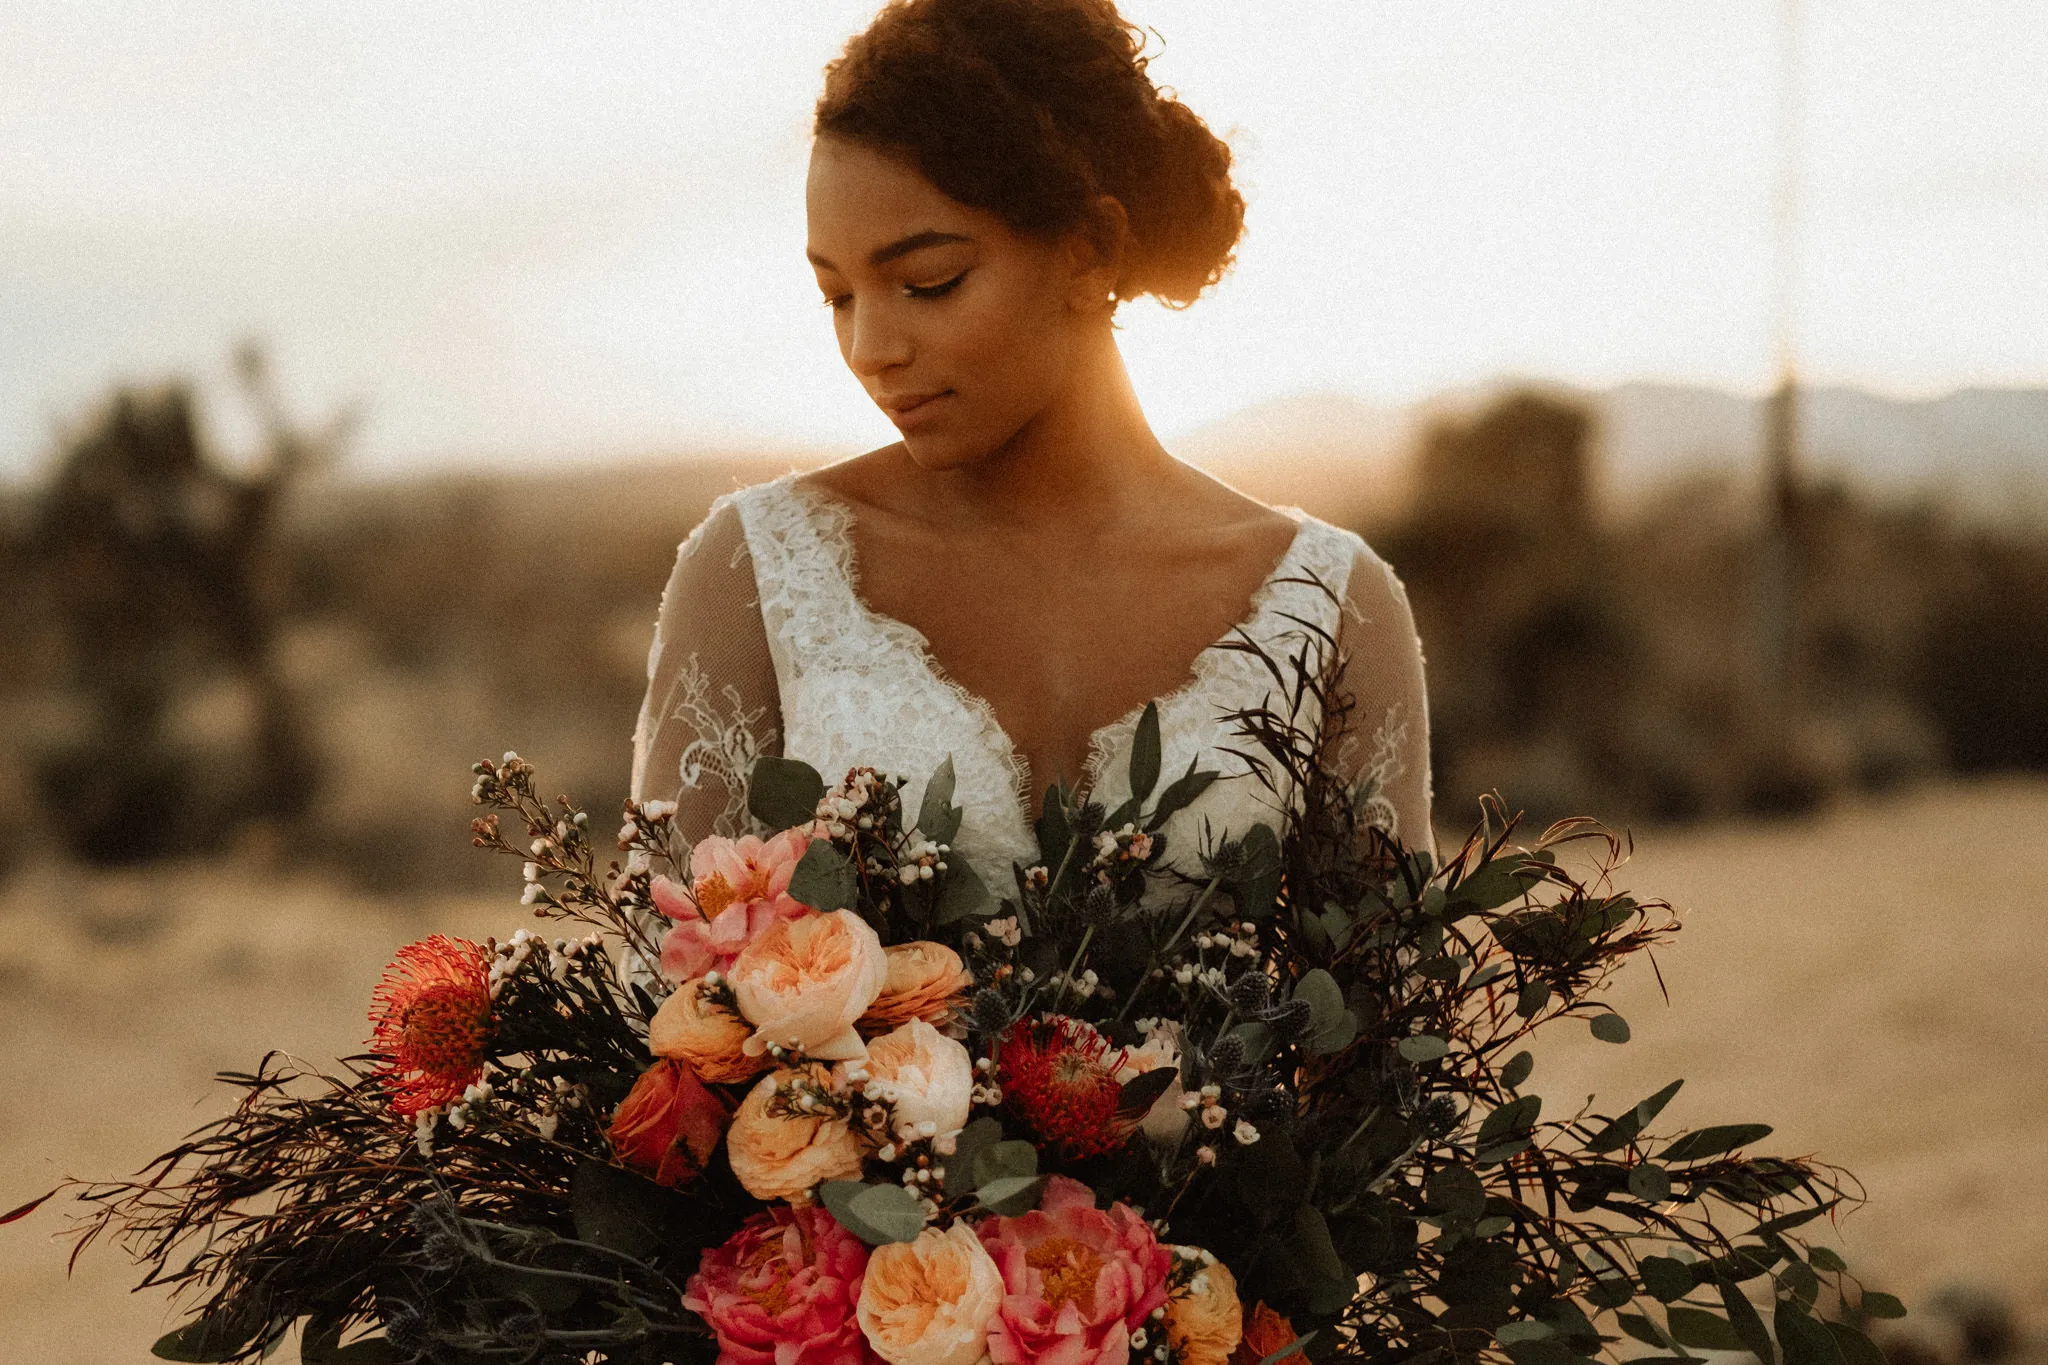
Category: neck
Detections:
[{"x1": 919, "y1": 323, "x2": 1174, "y2": 534}]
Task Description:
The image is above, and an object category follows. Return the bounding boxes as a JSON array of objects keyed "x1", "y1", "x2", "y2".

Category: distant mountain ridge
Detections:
[{"x1": 1173, "y1": 380, "x2": 2048, "y2": 524}]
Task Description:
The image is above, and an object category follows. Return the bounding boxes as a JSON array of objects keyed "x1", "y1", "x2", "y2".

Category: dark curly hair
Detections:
[{"x1": 815, "y1": 0, "x2": 1245, "y2": 309}]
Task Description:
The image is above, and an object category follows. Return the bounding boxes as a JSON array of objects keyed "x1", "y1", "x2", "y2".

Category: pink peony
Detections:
[
  {"x1": 656, "y1": 829, "x2": 813, "y2": 981},
  {"x1": 682, "y1": 1204, "x2": 882, "y2": 1365},
  {"x1": 978, "y1": 1175, "x2": 1173, "y2": 1365}
]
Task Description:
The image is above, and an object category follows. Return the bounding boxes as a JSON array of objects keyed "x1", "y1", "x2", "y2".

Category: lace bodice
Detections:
[{"x1": 631, "y1": 469, "x2": 1433, "y2": 890}]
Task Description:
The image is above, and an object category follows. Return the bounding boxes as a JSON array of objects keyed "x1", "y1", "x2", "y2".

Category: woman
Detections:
[{"x1": 632, "y1": 0, "x2": 1431, "y2": 888}]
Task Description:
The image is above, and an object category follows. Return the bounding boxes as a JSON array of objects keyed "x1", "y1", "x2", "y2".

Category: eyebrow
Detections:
[{"x1": 806, "y1": 230, "x2": 973, "y2": 271}]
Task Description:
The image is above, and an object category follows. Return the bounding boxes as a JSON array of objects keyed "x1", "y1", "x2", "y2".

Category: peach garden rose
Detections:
[
  {"x1": 726, "y1": 1064, "x2": 869, "y2": 1203},
  {"x1": 856, "y1": 1222, "x2": 1004, "y2": 1365},
  {"x1": 859, "y1": 941, "x2": 974, "y2": 1032},
  {"x1": 858, "y1": 1019, "x2": 973, "y2": 1142},
  {"x1": 730, "y1": 909, "x2": 889, "y2": 1062},
  {"x1": 648, "y1": 974, "x2": 769, "y2": 1084},
  {"x1": 1164, "y1": 1249, "x2": 1244, "y2": 1365}
]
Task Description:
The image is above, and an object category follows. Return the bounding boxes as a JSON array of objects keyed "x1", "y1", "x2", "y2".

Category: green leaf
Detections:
[
  {"x1": 1449, "y1": 856, "x2": 1543, "y2": 914},
  {"x1": 1232, "y1": 823, "x2": 1283, "y2": 919},
  {"x1": 850, "y1": 1182, "x2": 929, "y2": 1244},
  {"x1": 1639, "y1": 1257, "x2": 1694, "y2": 1303},
  {"x1": 932, "y1": 855, "x2": 991, "y2": 924},
  {"x1": 917, "y1": 756, "x2": 962, "y2": 846},
  {"x1": 1858, "y1": 1291, "x2": 1907, "y2": 1320},
  {"x1": 151, "y1": 1312, "x2": 268, "y2": 1363},
  {"x1": 1292, "y1": 1204, "x2": 1353, "y2": 1302},
  {"x1": 820, "y1": 1181, "x2": 927, "y2": 1245},
  {"x1": 788, "y1": 842, "x2": 858, "y2": 912},
  {"x1": 1628, "y1": 1163, "x2": 1672, "y2": 1203},
  {"x1": 1258, "y1": 1332, "x2": 1316, "y2": 1365},
  {"x1": 1590, "y1": 1013, "x2": 1631, "y2": 1044},
  {"x1": 571, "y1": 1158, "x2": 672, "y2": 1261},
  {"x1": 1398, "y1": 1034, "x2": 1449, "y2": 1063},
  {"x1": 1035, "y1": 788, "x2": 1075, "y2": 878},
  {"x1": 1659, "y1": 1124, "x2": 1773, "y2": 1163},
  {"x1": 945, "y1": 1117, "x2": 1003, "y2": 1197},
  {"x1": 1477, "y1": 1095, "x2": 1542, "y2": 1146},
  {"x1": 1807, "y1": 1246, "x2": 1848, "y2": 1273},
  {"x1": 1128, "y1": 702, "x2": 1162, "y2": 804},
  {"x1": 1615, "y1": 1314, "x2": 1670, "y2": 1349},
  {"x1": 1718, "y1": 1276, "x2": 1776, "y2": 1365},
  {"x1": 1585, "y1": 1275, "x2": 1636, "y2": 1309},
  {"x1": 1501, "y1": 1050, "x2": 1535, "y2": 1089},
  {"x1": 972, "y1": 1140, "x2": 1039, "y2": 1187},
  {"x1": 1517, "y1": 981, "x2": 1552, "y2": 1017},
  {"x1": 1294, "y1": 968, "x2": 1346, "y2": 1032},
  {"x1": 1586, "y1": 1079, "x2": 1684, "y2": 1153},
  {"x1": 1778, "y1": 1260, "x2": 1821, "y2": 1306},
  {"x1": 1668, "y1": 1308, "x2": 1745, "y2": 1350},
  {"x1": 1476, "y1": 1138, "x2": 1533, "y2": 1166},
  {"x1": 1147, "y1": 759, "x2": 1219, "y2": 832},
  {"x1": 974, "y1": 1174, "x2": 1045, "y2": 1216},
  {"x1": 1776, "y1": 1300, "x2": 1846, "y2": 1365},
  {"x1": 1115, "y1": 1066, "x2": 1178, "y2": 1121},
  {"x1": 1425, "y1": 1165, "x2": 1487, "y2": 1221},
  {"x1": 749, "y1": 755, "x2": 826, "y2": 830},
  {"x1": 1496, "y1": 1321, "x2": 1556, "y2": 1344},
  {"x1": 1827, "y1": 1323, "x2": 1889, "y2": 1365}
]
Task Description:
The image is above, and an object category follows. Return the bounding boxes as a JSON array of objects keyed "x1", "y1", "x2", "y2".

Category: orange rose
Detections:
[
  {"x1": 730, "y1": 910, "x2": 888, "y2": 1061},
  {"x1": 1231, "y1": 1302, "x2": 1304, "y2": 1365},
  {"x1": 607, "y1": 1058, "x2": 731, "y2": 1188},
  {"x1": 1165, "y1": 1251, "x2": 1243, "y2": 1365},
  {"x1": 860, "y1": 941, "x2": 974, "y2": 1032},
  {"x1": 725, "y1": 1064, "x2": 869, "y2": 1203},
  {"x1": 649, "y1": 976, "x2": 768, "y2": 1084}
]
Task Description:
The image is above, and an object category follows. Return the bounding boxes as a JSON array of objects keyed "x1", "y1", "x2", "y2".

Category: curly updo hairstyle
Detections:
[{"x1": 815, "y1": 0, "x2": 1245, "y2": 309}]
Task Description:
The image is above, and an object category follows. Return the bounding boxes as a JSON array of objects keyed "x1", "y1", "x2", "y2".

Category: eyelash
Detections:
[{"x1": 821, "y1": 270, "x2": 969, "y2": 311}]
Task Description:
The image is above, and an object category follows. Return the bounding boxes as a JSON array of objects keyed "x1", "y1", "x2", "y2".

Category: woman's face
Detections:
[{"x1": 805, "y1": 134, "x2": 1103, "y2": 471}]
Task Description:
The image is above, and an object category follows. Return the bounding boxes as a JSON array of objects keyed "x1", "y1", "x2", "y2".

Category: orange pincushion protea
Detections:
[{"x1": 368, "y1": 935, "x2": 493, "y2": 1118}]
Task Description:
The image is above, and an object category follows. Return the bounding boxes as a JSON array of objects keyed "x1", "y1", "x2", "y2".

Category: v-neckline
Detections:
[{"x1": 780, "y1": 474, "x2": 1313, "y2": 831}]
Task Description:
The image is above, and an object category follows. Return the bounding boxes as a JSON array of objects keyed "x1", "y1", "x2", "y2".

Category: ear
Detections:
[{"x1": 1061, "y1": 194, "x2": 1130, "y2": 312}]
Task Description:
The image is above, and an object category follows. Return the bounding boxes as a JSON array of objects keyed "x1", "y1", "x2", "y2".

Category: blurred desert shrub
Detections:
[{"x1": 1371, "y1": 385, "x2": 2045, "y2": 828}]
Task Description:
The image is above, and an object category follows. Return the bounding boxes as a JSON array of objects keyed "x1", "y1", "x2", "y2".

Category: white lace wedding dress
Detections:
[{"x1": 629, "y1": 469, "x2": 1433, "y2": 887}]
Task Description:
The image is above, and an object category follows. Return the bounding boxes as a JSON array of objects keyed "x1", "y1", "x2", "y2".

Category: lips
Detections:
[{"x1": 879, "y1": 390, "x2": 949, "y2": 415}]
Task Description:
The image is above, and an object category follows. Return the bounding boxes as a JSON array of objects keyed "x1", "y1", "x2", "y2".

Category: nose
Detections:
[{"x1": 843, "y1": 298, "x2": 913, "y2": 378}]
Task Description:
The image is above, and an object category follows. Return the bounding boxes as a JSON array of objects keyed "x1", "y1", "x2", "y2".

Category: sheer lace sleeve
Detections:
[
  {"x1": 629, "y1": 495, "x2": 783, "y2": 843},
  {"x1": 1326, "y1": 542, "x2": 1434, "y2": 853}
]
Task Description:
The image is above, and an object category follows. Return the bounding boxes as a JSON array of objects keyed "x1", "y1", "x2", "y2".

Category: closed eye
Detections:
[{"x1": 906, "y1": 270, "x2": 968, "y2": 299}]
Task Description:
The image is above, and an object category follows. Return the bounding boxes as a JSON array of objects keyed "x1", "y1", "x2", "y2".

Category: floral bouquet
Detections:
[{"x1": 32, "y1": 645, "x2": 1901, "y2": 1365}]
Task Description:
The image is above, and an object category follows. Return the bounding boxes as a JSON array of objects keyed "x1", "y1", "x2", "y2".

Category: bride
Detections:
[{"x1": 630, "y1": 0, "x2": 1431, "y2": 889}]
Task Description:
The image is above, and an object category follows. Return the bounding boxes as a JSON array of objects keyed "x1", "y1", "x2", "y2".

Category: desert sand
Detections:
[{"x1": 1, "y1": 778, "x2": 2043, "y2": 1361}]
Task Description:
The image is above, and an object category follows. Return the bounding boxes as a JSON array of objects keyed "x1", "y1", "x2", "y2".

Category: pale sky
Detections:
[{"x1": 2, "y1": 1, "x2": 2043, "y2": 479}]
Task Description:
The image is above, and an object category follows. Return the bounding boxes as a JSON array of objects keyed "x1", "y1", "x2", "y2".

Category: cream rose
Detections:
[
  {"x1": 1114, "y1": 1022, "x2": 1189, "y2": 1145},
  {"x1": 1165, "y1": 1251, "x2": 1244, "y2": 1365},
  {"x1": 648, "y1": 976, "x2": 768, "y2": 1084},
  {"x1": 857, "y1": 1222, "x2": 1005, "y2": 1365},
  {"x1": 860, "y1": 1019, "x2": 974, "y2": 1142},
  {"x1": 729, "y1": 909, "x2": 888, "y2": 1061},
  {"x1": 861, "y1": 941, "x2": 974, "y2": 1031},
  {"x1": 725, "y1": 1065, "x2": 868, "y2": 1203}
]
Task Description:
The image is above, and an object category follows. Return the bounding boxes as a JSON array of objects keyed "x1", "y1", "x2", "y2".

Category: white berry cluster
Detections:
[
  {"x1": 811, "y1": 767, "x2": 891, "y2": 841},
  {"x1": 1090, "y1": 824, "x2": 1157, "y2": 880}
]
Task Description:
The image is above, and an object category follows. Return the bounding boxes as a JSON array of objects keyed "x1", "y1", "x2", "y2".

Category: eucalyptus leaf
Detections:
[
  {"x1": 1398, "y1": 1034, "x2": 1449, "y2": 1064},
  {"x1": 1807, "y1": 1246, "x2": 1848, "y2": 1273},
  {"x1": 1517, "y1": 981, "x2": 1552, "y2": 1018},
  {"x1": 1147, "y1": 759, "x2": 1219, "y2": 832},
  {"x1": 1590, "y1": 1012, "x2": 1632, "y2": 1044},
  {"x1": 1858, "y1": 1292, "x2": 1906, "y2": 1320},
  {"x1": 788, "y1": 842, "x2": 858, "y2": 912},
  {"x1": 1776, "y1": 1300, "x2": 1847, "y2": 1365},
  {"x1": 1501, "y1": 1050, "x2": 1535, "y2": 1089},
  {"x1": 1828, "y1": 1323, "x2": 1889, "y2": 1365},
  {"x1": 974, "y1": 1174, "x2": 1046, "y2": 1216},
  {"x1": 917, "y1": 756, "x2": 962, "y2": 846},
  {"x1": 1639, "y1": 1256, "x2": 1694, "y2": 1303},
  {"x1": 1587, "y1": 1079, "x2": 1684, "y2": 1154},
  {"x1": 1659, "y1": 1123, "x2": 1773, "y2": 1163},
  {"x1": 1718, "y1": 1276, "x2": 1776, "y2": 1365},
  {"x1": 945, "y1": 1117, "x2": 1003, "y2": 1197},
  {"x1": 1628, "y1": 1162, "x2": 1672, "y2": 1203},
  {"x1": 973, "y1": 1140, "x2": 1039, "y2": 1187},
  {"x1": 748, "y1": 755, "x2": 826, "y2": 830},
  {"x1": 1668, "y1": 1308, "x2": 1745, "y2": 1351},
  {"x1": 1616, "y1": 1314, "x2": 1670, "y2": 1349},
  {"x1": 1293, "y1": 969, "x2": 1347, "y2": 1032},
  {"x1": 933, "y1": 855, "x2": 991, "y2": 924},
  {"x1": 1496, "y1": 1321, "x2": 1556, "y2": 1344},
  {"x1": 1115, "y1": 1066, "x2": 1178, "y2": 1121},
  {"x1": 846, "y1": 1182, "x2": 929, "y2": 1244},
  {"x1": 1128, "y1": 702, "x2": 1162, "y2": 803}
]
